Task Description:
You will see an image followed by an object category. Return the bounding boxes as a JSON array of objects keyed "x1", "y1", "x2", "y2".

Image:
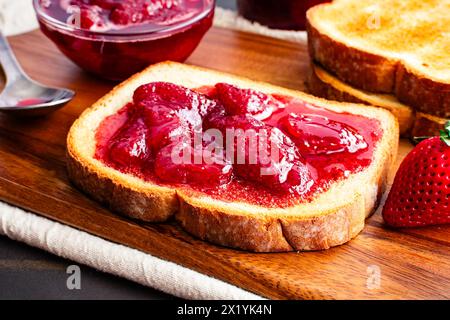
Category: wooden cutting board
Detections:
[{"x1": 1, "y1": 27, "x2": 449, "y2": 300}]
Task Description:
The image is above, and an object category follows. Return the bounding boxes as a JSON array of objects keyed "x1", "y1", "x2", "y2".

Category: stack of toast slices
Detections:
[
  {"x1": 67, "y1": 62, "x2": 399, "y2": 252},
  {"x1": 306, "y1": 0, "x2": 450, "y2": 138}
]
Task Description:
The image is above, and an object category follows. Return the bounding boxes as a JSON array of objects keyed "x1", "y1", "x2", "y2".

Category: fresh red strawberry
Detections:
[{"x1": 382, "y1": 122, "x2": 450, "y2": 227}]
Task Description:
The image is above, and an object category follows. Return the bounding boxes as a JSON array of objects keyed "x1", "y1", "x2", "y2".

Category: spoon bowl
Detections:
[
  {"x1": 0, "y1": 79, "x2": 74, "y2": 116},
  {"x1": 0, "y1": 31, "x2": 74, "y2": 116}
]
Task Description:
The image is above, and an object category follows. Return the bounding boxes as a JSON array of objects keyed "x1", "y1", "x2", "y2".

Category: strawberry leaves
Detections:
[
  {"x1": 439, "y1": 121, "x2": 450, "y2": 147},
  {"x1": 412, "y1": 121, "x2": 450, "y2": 146}
]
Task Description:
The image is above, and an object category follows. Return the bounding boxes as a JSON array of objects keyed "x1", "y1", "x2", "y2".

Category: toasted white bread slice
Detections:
[
  {"x1": 307, "y1": 0, "x2": 450, "y2": 117},
  {"x1": 307, "y1": 63, "x2": 414, "y2": 136},
  {"x1": 67, "y1": 62, "x2": 399, "y2": 252}
]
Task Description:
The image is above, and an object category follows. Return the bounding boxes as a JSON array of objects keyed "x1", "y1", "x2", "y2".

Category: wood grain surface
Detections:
[{"x1": 0, "y1": 27, "x2": 449, "y2": 300}]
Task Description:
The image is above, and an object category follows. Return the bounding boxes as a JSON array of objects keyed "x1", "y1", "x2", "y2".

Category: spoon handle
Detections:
[{"x1": 0, "y1": 31, "x2": 27, "y2": 84}]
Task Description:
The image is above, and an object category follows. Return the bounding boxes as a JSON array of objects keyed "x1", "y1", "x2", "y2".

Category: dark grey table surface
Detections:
[{"x1": 0, "y1": 0, "x2": 236, "y2": 300}]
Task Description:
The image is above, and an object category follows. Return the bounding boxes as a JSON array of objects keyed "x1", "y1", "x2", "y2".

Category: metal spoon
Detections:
[{"x1": 0, "y1": 31, "x2": 74, "y2": 116}]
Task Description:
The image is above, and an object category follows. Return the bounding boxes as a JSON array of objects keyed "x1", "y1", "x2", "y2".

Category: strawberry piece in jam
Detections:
[
  {"x1": 154, "y1": 142, "x2": 233, "y2": 186},
  {"x1": 78, "y1": 6, "x2": 105, "y2": 29},
  {"x1": 215, "y1": 83, "x2": 282, "y2": 120},
  {"x1": 235, "y1": 127, "x2": 313, "y2": 194},
  {"x1": 206, "y1": 113, "x2": 314, "y2": 193},
  {"x1": 133, "y1": 82, "x2": 218, "y2": 153},
  {"x1": 108, "y1": 116, "x2": 150, "y2": 168},
  {"x1": 279, "y1": 113, "x2": 368, "y2": 156},
  {"x1": 134, "y1": 82, "x2": 218, "y2": 119}
]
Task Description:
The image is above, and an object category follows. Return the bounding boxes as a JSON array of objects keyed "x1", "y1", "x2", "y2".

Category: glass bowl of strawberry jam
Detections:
[
  {"x1": 33, "y1": 0, "x2": 215, "y2": 80},
  {"x1": 237, "y1": 0, "x2": 330, "y2": 30}
]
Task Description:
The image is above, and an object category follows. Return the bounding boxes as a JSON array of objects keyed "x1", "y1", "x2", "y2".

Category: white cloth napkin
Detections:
[
  {"x1": 0, "y1": 2, "x2": 306, "y2": 299},
  {"x1": 0, "y1": 202, "x2": 262, "y2": 299},
  {"x1": 214, "y1": 7, "x2": 307, "y2": 43},
  {"x1": 0, "y1": 0, "x2": 38, "y2": 35}
]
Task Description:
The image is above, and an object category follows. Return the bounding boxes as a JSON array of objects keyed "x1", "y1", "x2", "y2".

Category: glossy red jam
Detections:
[
  {"x1": 33, "y1": 0, "x2": 214, "y2": 80},
  {"x1": 16, "y1": 98, "x2": 49, "y2": 107},
  {"x1": 237, "y1": 0, "x2": 331, "y2": 30},
  {"x1": 95, "y1": 82, "x2": 382, "y2": 207}
]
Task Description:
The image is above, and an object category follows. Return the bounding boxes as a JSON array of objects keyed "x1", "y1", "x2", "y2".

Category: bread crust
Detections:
[
  {"x1": 306, "y1": 4, "x2": 450, "y2": 118},
  {"x1": 411, "y1": 112, "x2": 449, "y2": 138},
  {"x1": 306, "y1": 60, "x2": 369, "y2": 105},
  {"x1": 307, "y1": 19, "x2": 397, "y2": 93},
  {"x1": 395, "y1": 65, "x2": 450, "y2": 118},
  {"x1": 306, "y1": 63, "x2": 414, "y2": 136},
  {"x1": 67, "y1": 62, "x2": 398, "y2": 252},
  {"x1": 67, "y1": 151, "x2": 179, "y2": 222},
  {"x1": 176, "y1": 196, "x2": 364, "y2": 252}
]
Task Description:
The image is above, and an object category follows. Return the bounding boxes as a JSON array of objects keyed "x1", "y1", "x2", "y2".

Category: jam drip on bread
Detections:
[{"x1": 95, "y1": 82, "x2": 382, "y2": 207}]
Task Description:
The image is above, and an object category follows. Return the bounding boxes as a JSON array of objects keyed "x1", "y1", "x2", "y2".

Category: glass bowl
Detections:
[{"x1": 33, "y1": 0, "x2": 215, "y2": 81}]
